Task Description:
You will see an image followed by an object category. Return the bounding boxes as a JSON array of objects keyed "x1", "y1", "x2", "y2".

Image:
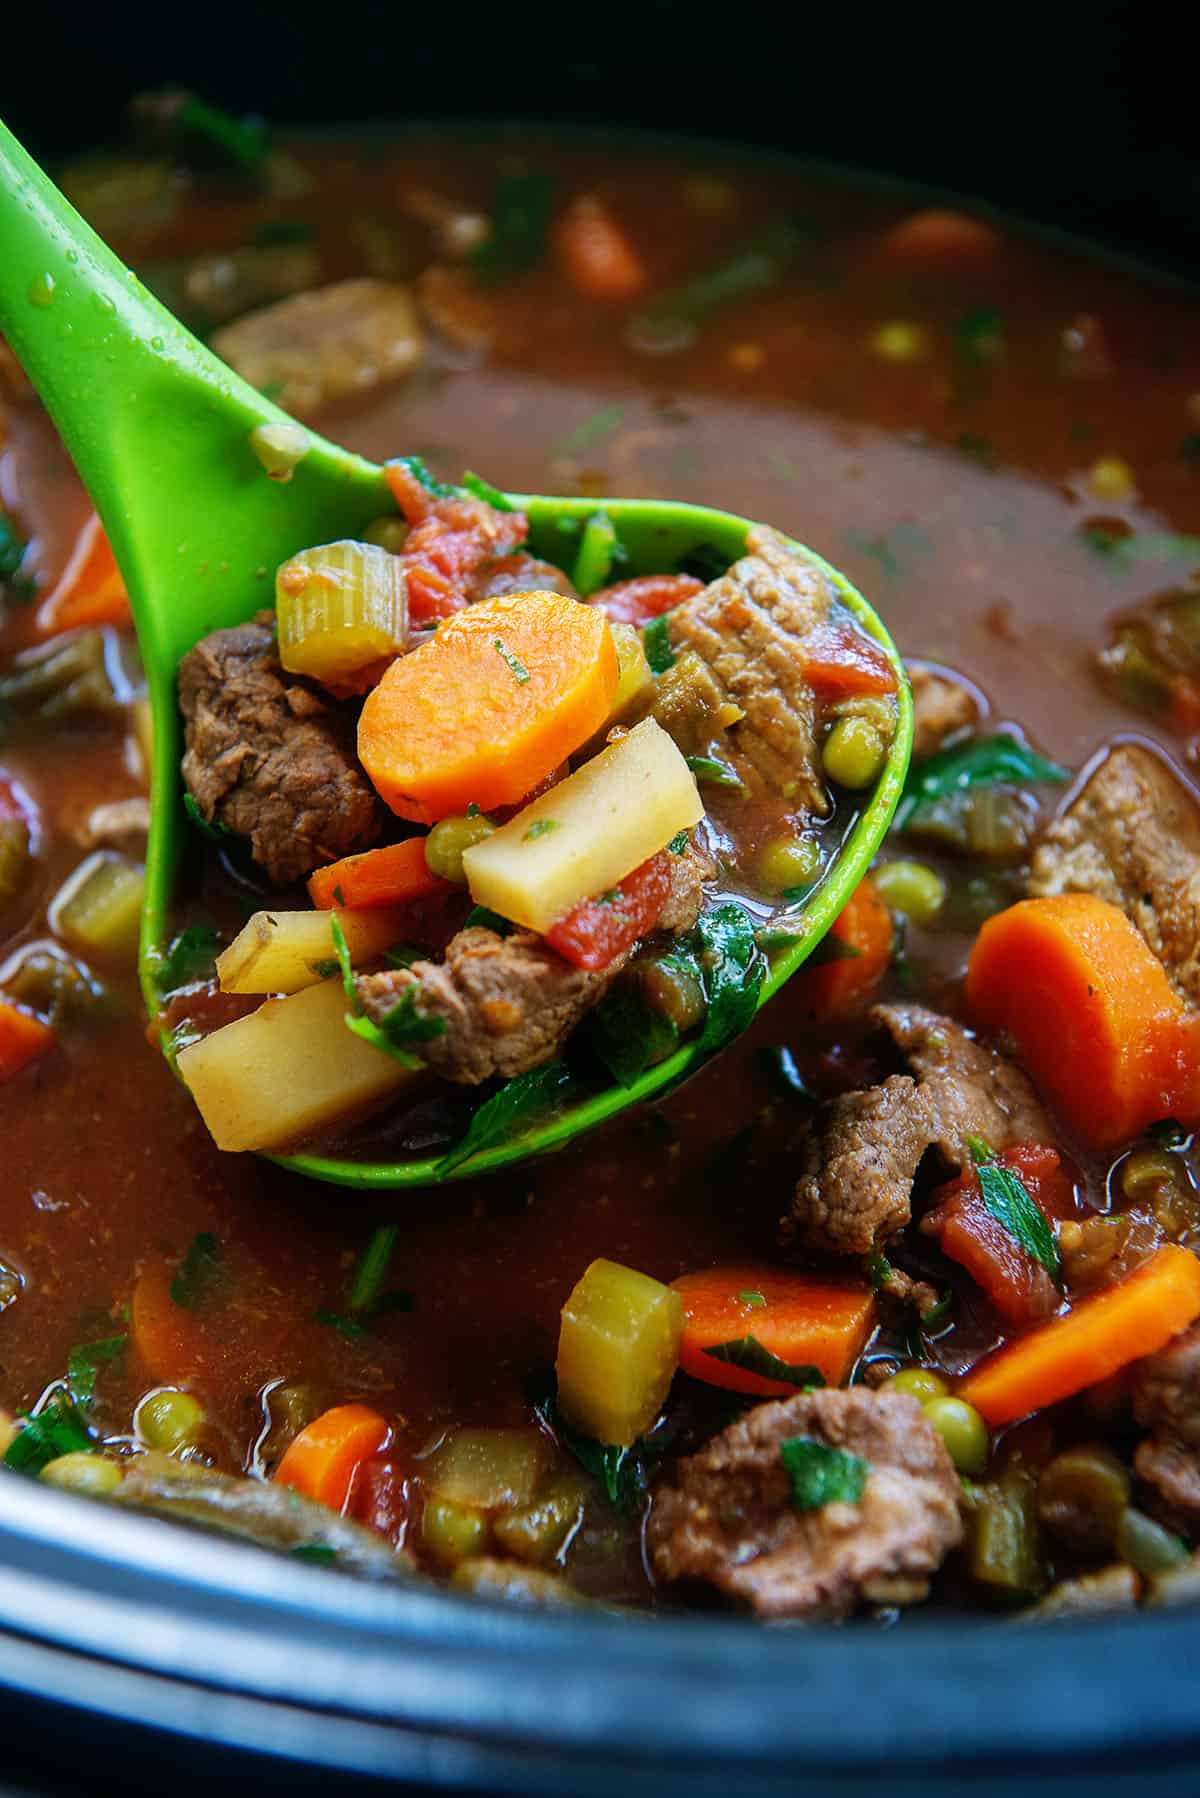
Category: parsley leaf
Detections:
[
  {"x1": 170, "y1": 1232, "x2": 224, "y2": 1309},
  {"x1": 460, "y1": 470, "x2": 515, "y2": 512},
  {"x1": 182, "y1": 793, "x2": 233, "y2": 841},
  {"x1": 667, "y1": 830, "x2": 689, "y2": 855},
  {"x1": 643, "y1": 615, "x2": 676, "y2": 674},
  {"x1": 330, "y1": 914, "x2": 439, "y2": 1068},
  {"x1": 155, "y1": 923, "x2": 221, "y2": 998},
  {"x1": 66, "y1": 1334, "x2": 127, "y2": 1407},
  {"x1": 4, "y1": 1389, "x2": 94, "y2": 1474},
  {"x1": 968, "y1": 1138, "x2": 1061, "y2": 1280},
  {"x1": 780, "y1": 1436, "x2": 869, "y2": 1511},
  {"x1": 291, "y1": 1542, "x2": 338, "y2": 1564},
  {"x1": 703, "y1": 1336, "x2": 825, "y2": 1388},
  {"x1": 471, "y1": 172, "x2": 554, "y2": 283},
  {"x1": 686, "y1": 754, "x2": 744, "y2": 789},
  {"x1": 690, "y1": 903, "x2": 765, "y2": 1054},
  {"x1": 588, "y1": 981, "x2": 679, "y2": 1087},
  {"x1": 493, "y1": 637, "x2": 531, "y2": 683},
  {"x1": 434, "y1": 1060, "x2": 574, "y2": 1177},
  {"x1": 738, "y1": 1290, "x2": 767, "y2": 1308},
  {"x1": 954, "y1": 304, "x2": 1004, "y2": 365},
  {"x1": 531, "y1": 1384, "x2": 662, "y2": 1511},
  {"x1": 464, "y1": 905, "x2": 514, "y2": 935},
  {"x1": 388, "y1": 454, "x2": 457, "y2": 499},
  {"x1": 895, "y1": 732, "x2": 1067, "y2": 831}
]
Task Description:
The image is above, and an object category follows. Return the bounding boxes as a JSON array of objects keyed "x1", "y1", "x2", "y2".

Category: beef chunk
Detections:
[
  {"x1": 356, "y1": 844, "x2": 712, "y2": 1085},
  {"x1": 1132, "y1": 1321, "x2": 1200, "y2": 1525},
  {"x1": 907, "y1": 661, "x2": 979, "y2": 761},
  {"x1": 1028, "y1": 742, "x2": 1200, "y2": 1003},
  {"x1": 357, "y1": 926, "x2": 616, "y2": 1086},
  {"x1": 665, "y1": 525, "x2": 846, "y2": 816},
  {"x1": 179, "y1": 616, "x2": 383, "y2": 887},
  {"x1": 474, "y1": 554, "x2": 579, "y2": 602},
  {"x1": 783, "y1": 1003, "x2": 1051, "y2": 1256},
  {"x1": 646, "y1": 1389, "x2": 962, "y2": 1619},
  {"x1": 212, "y1": 278, "x2": 422, "y2": 418}
]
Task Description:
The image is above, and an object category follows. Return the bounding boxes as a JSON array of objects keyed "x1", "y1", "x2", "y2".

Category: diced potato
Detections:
[
  {"x1": 216, "y1": 906, "x2": 409, "y2": 995},
  {"x1": 177, "y1": 977, "x2": 419, "y2": 1153},
  {"x1": 49, "y1": 851, "x2": 144, "y2": 958},
  {"x1": 555, "y1": 1257, "x2": 683, "y2": 1447},
  {"x1": 462, "y1": 717, "x2": 703, "y2": 934},
  {"x1": 425, "y1": 1428, "x2": 551, "y2": 1511}
]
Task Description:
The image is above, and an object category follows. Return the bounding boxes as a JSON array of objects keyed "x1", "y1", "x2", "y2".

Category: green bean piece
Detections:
[
  {"x1": 821, "y1": 716, "x2": 886, "y2": 790},
  {"x1": 41, "y1": 1451, "x2": 124, "y2": 1497},
  {"x1": 971, "y1": 1472, "x2": 1043, "y2": 1596},
  {"x1": 1116, "y1": 1506, "x2": 1190, "y2": 1577},
  {"x1": 425, "y1": 814, "x2": 496, "y2": 885},
  {"x1": 0, "y1": 816, "x2": 31, "y2": 911},
  {"x1": 0, "y1": 631, "x2": 119, "y2": 722},
  {"x1": 635, "y1": 952, "x2": 707, "y2": 1033},
  {"x1": 924, "y1": 1396, "x2": 989, "y2": 1476},
  {"x1": 571, "y1": 511, "x2": 617, "y2": 598},
  {"x1": 872, "y1": 859, "x2": 946, "y2": 926},
  {"x1": 883, "y1": 1367, "x2": 948, "y2": 1406},
  {"x1": 422, "y1": 1496, "x2": 490, "y2": 1567},
  {"x1": 1036, "y1": 1445, "x2": 1131, "y2": 1553},
  {"x1": 492, "y1": 1477, "x2": 587, "y2": 1566},
  {"x1": 136, "y1": 1388, "x2": 206, "y2": 1454},
  {"x1": 755, "y1": 834, "x2": 821, "y2": 896}
]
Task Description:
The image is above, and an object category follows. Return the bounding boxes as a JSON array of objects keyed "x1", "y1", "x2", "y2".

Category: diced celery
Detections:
[
  {"x1": 462, "y1": 718, "x2": 703, "y2": 934},
  {"x1": 177, "y1": 976, "x2": 421, "y2": 1152},
  {"x1": 425, "y1": 1428, "x2": 550, "y2": 1511},
  {"x1": 49, "y1": 852, "x2": 144, "y2": 958},
  {"x1": 0, "y1": 631, "x2": 118, "y2": 721},
  {"x1": 275, "y1": 539, "x2": 408, "y2": 685},
  {"x1": 555, "y1": 1257, "x2": 683, "y2": 1448},
  {"x1": 216, "y1": 906, "x2": 409, "y2": 995}
]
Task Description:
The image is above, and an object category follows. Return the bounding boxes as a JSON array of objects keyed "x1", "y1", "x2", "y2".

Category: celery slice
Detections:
[
  {"x1": 275, "y1": 539, "x2": 407, "y2": 685},
  {"x1": 48, "y1": 852, "x2": 144, "y2": 958}
]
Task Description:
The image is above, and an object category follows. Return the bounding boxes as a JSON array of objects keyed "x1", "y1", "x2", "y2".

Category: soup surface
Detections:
[{"x1": 2, "y1": 112, "x2": 1200, "y2": 1618}]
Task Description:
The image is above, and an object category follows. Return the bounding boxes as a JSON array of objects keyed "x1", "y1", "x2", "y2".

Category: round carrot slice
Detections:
[{"x1": 358, "y1": 589, "x2": 619, "y2": 824}]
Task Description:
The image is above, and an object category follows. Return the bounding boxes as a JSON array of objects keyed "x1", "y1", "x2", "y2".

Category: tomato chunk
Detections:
[
  {"x1": 384, "y1": 461, "x2": 528, "y2": 624},
  {"x1": 588, "y1": 574, "x2": 702, "y2": 626},
  {"x1": 923, "y1": 1144, "x2": 1078, "y2": 1328},
  {"x1": 544, "y1": 850, "x2": 672, "y2": 971},
  {"x1": 801, "y1": 617, "x2": 898, "y2": 700}
]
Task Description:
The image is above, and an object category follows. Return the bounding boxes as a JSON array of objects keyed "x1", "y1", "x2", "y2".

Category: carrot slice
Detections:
[
  {"x1": 0, "y1": 997, "x2": 54, "y2": 1082},
  {"x1": 966, "y1": 894, "x2": 1200, "y2": 1148},
  {"x1": 131, "y1": 1256, "x2": 213, "y2": 1384},
  {"x1": 358, "y1": 589, "x2": 619, "y2": 824},
  {"x1": 671, "y1": 1264, "x2": 876, "y2": 1397},
  {"x1": 798, "y1": 874, "x2": 893, "y2": 1019},
  {"x1": 36, "y1": 512, "x2": 131, "y2": 636},
  {"x1": 959, "y1": 1243, "x2": 1200, "y2": 1426},
  {"x1": 308, "y1": 838, "x2": 451, "y2": 911},
  {"x1": 554, "y1": 195, "x2": 648, "y2": 303},
  {"x1": 274, "y1": 1402, "x2": 391, "y2": 1512}
]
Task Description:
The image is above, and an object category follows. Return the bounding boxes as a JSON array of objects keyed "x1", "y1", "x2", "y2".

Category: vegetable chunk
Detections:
[
  {"x1": 216, "y1": 906, "x2": 411, "y2": 995},
  {"x1": 358, "y1": 589, "x2": 619, "y2": 823},
  {"x1": 556, "y1": 1258, "x2": 683, "y2": 1447},
  {"x1": 177, "y1": 977, "x2": 420, "y2": 1151},
  {"x1": 672, "y1": 1266, "x2": 876, "y2": 1397},
  {"x1": 462, "y1": 717, "x2": 703, "y2": 934}
]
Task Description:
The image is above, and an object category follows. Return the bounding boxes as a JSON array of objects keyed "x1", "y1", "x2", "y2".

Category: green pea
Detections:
[
  {"x1": 872, "y1": 859, "x2": 946, "y2": 926},
  {"x1": 422, "y1": 1496, "x2": 490, "y2": 1567},
  {"x1": 884, "y1": 1367, "x2": 949, "y2": 1406},
  {"x1": 755, "y1": 834, "x2": 821, "y2": 895},
  {"x1": 923, "y1": 1395, "x2": 989, "y2": 1476},
  {"x1": 136, "y1": 1388, "x2": 206, "y2": 1454},
  {"x1": 637, "y1": 954, "x2": 706, "y2": 1032},
  {"x1": 424, "y1": 814, "x2": 496, "y2": 885},
  {"x1": 822, "y1": 716, "x2": 887, "y2": 790},
  {"x1": 1117, "y1": 1506, "x2": 1190, "y2": 1577},
  {"x1": 363, "y1": 515, "x2": 410, "y2": 554},
  {"x1": 41, "y1": 1452, "x2": 123, "y2": 1497}
]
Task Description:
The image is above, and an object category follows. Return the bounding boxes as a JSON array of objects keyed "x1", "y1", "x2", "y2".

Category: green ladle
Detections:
[{"x1": 0, "y1": 119, "x2": 912, "y2": 1189}]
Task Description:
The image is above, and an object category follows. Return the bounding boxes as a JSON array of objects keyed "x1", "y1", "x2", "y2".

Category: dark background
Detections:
[{"x1": 2, "y1": 0, "x2": 1197, "y2": 275}]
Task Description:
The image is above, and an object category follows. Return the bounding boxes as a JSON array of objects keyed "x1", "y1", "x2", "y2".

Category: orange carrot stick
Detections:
[
  {"x1": 0, "y1": 998, "x2": 54, "y2": 1082},
  {"x1": 959, "y1": 1243, "x2": 1200, "y2": 1426},
  {"x1": 554, "y1": 195, "x2": 648, "y2": 303},
  {"x1": 308, "y1": 838, "x2": 451, "y2": 910},
  {"x1": 358, "y1": 589, "x2": 618, "y2": 824},
  {"x1": 799, "y1": 875, "x2": 893, "y2": 1019},
  {"x1": 274, "y1": 1403, "x2": 391, "y2": 1511},
  {"x1": 131, "y1": 1257, "x2": 212, "y2": 1384},
  {"x1": 966, "y1": 893, "x2": 1200, "y2": 1148},
  {"x1": 671, "y1": 1264, "x2": 876, "y2": 1397},
  {"x1": 36, "y1": 512, "x2": 131, "y2": 636}
]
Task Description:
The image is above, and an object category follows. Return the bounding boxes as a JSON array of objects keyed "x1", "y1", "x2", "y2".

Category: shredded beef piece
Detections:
[
  {"x1": 1131, "y1": 1321, "x2": 1200, "y2": 1525},
  {"x1": 356, "y1": 844, "x2": 712, "y2": 1084},
  {"x1": 907, "y1": 661, "x2": 980, "y2": 761},
  {"x1": 179, "y1": 615, "x2": 383, "y2": 887},
  {"x1": 212, "y1": 278, "x2": 423, "y2": 418},
  {"x1": 873, "y1": 1262, "x2": 942, "y2": 1316},
  {"x1": 664, "y1": 525, "x2": 844, "y2": 816},
  {"x1": 783, "y1": 1003, "x2": 1051, "y2": 1257},
  {"x1": 1028, "y1": 742, "x2": 1200, "y2": 1003},
  {"x1": 646, "y1": 1389, "x2": 962, "y2": 1619}
]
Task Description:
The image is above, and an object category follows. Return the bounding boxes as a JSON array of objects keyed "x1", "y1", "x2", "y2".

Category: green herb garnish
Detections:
[
  {"x1": 589, "y1": 982, "x2": 679, "y2": 1088},
  {"x1": 182, "y1": 793, "x2": 233, "y2": 841},
  {"x1": 165, "y1": 93, "x2": 269, "y2": 171},
  {"x1": 685, "y1": 754, "x2": 743, "y2": 789},
  {"x1": 667, "y1": 830, "x2": 689, "y2": 855},
  {"x1": 155, "y1": 922, "x2": 222, "y2": 997},
  {"x1": 643, "y1": 614, "x2": 676, "y2": 675},
  {"x1": 388, "y1": 454, "x2": 457, "y2": 499},
  {"x1": 170, "y1": 1232, "x2": 224, "y2": 1310},
  {"x1": 314, "y1": 1308, "x2": 365, "y2": 1341},
  {"x1": 1149, "y1": 1118, "x2": 1191, "y2": 1150},
  {"x1": 434, "y1": 1060, "x2": 574, "y2": 1177},
  {"x1": 572, "y1": 510, "x2": 617, "y2": 597},
  {"x1": 309, "y1": 958, "x2": 340, "y2": 979},
  {"x1": 464, "y1": 905, "x2": 514, "y2": 935},
  {"x1": 4, "y1": 1389, "x2": 94, "y2": 1474},
  {"x1": 780, "y1": 1436, "x2": 869, "y2": 1511},
  {"x1": 471, "y1": 171, "x2": 554, "y2": 283},
  {"x1": 66, "y1": 1334, "x2": 127, "y2": 1408},
  {"x1": 460, "y1": 470, "x2": 516, "y2": 511},
  {"x1": 895, "y1": 732, "x2": 1067, "y2": 831},
  {"x1": 493, "y1": 637, "x2": 531, "y2": 684},
  {"x1": 349, "y1": 1224, "x2": 399, "y2": 1316},
  {"x1": 330, "y1": 914, "x2": 438, "y2": 1068},
  {"x1": 806, "y1": 933, "x2": 863, "y2": 966},
  {"x1": 628, "y1": 216, "x2": 819, "y2": 348},
  {"x1": 703, "y1": 1336, "x2": 824, "y2": 1388},
  {"x1": 531, "y1": 1384, "x2": 662, "y2": 1511},
  {"x1": 690, "y1": 903, "x2": 764, "y2": 1054},
  {"x1": 867, "y1": 1252, "x2": 894, "y2": 1289},
  {"x1": 291, "y1": 1542, "x2": 338, "y2": 1564},
  {"x1": 383, "y1": 944, "x2": 426, "y2": 969},
  {"x1": 523, "y1": 819, "x2": 560, "y2": 842},
  {"x1": 968, "y1": 1138, "x2": 1061, "y2": 1280}
]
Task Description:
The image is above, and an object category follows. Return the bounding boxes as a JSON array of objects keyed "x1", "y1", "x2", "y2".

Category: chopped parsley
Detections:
[
  {"x1": 348, "y1": 1224, "x2": 399, "y2": 1315},
  {"x1": 171, "y1": 1232, "x2": 224, "y2": 1310},
  {"x1": 291, "y1": 1542, "x2": 338, "y2": 1564},
  {"x1": 643, "y1": 614, "x2": 676, "y2": 674},
  {"x1": 690, "y1": 903, "x2": 764, "y2": 1054},
  {"x1": 667, "y1": 830, "x2": 690, "y2": 855},
  {"x1": 894, "y1": 733, "x2": 1067, "y2": 832},
  {"x1": 968, "y1": 1138, "x2": 1061, "y2": 1280},
  {"x1": 780, "y1": 1436, "x2": 869, "y2": 1512},
  {"x1": 493, "y1": 637, "x2": 531, "y2": 683},
  {"x1": 434, "y1": 1059, "x2": 573, "y2": 1177},
  {"x1": 954, "y1": 304, "x2": 1005, "y2": 365},
  {"x1": 155, "y1": 923, "x2": 221, "y2": 998},
  {"x1": 685, "y1": 754, "x2": 744, "y2": 789},
  {"x1": 388, "y1": 454, "x2": 457, "y2": 499},
  {"x1": 702, "y1": 1336, "x2": 824, "y2": 1387},
  {"x1": 66, "y1": 1334, "x2": 127, "y2": 1407},
  {"x1": 4, "y1": 1389, "x2": 95, "y2": 1474}
]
